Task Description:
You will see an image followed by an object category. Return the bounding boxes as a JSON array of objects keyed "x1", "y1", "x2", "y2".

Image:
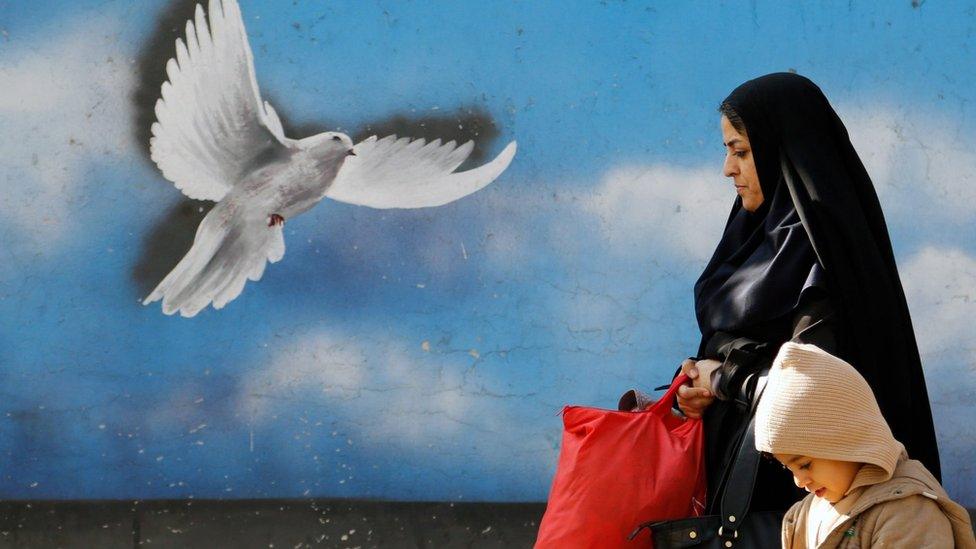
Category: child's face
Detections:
[{"x1": 773, "y1": 453, "x2": 863, "y2": 503}]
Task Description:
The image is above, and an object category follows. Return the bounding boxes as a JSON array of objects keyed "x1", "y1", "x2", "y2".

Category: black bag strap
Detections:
[{"x1": 717, "y1": 373, "x2": 768, "y2": 540}]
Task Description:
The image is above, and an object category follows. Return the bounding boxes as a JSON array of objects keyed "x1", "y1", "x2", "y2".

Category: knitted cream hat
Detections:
[{"x1": 754, "y1": 342, "x2": 902, "y2": 477}]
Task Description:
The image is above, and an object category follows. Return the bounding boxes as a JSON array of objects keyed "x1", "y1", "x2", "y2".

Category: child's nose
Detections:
[{"x1": 793, "y1": 475, "x2": 810, "y2": 489}]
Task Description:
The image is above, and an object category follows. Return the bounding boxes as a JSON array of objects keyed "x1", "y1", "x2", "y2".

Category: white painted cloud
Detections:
[
  {"x1": 582, "y1": 164, "x2": 731, "y2": 264},
  {"x1": 900, "y1": 246, "x2": 976, "y2": 505},
  {"x1": 237, "y1": 327, "x2": 474, "y2": 446},
  {"x1": 901, "y1": 246, "x2": 976, "y2": 358},
  {"x1": 227, "y1": 324, "x2": 558, "y2": 499},
  {"x1": 841, "y1": 105, "x2": 976, "y2": 225},
  {"x1": 238, "y1": 331, "x2": 368, "y2": 420},
  {"x1": 0, "y1": 15, "x2": 135, "y2": 249}
]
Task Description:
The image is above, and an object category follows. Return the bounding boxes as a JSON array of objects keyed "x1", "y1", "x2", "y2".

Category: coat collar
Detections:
[{"x1": 784, "y1": 455, "x2": 969, "y2": 548}]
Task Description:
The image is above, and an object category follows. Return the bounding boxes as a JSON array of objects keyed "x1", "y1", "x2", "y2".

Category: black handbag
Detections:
[{"x1": 631, "y1": 376, "x2": 782, "y2": 548}]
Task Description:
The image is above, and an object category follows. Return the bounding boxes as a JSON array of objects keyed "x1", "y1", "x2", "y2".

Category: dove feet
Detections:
[{"x1": 268, "y1": 213, "x2": 285, "y2": 227}]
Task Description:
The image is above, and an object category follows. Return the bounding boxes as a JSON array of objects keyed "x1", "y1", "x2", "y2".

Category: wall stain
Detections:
[
  {"x1": 131, "y1": 0, "x2": 202, "y2": 165},
  {"x1": 132, "y1": 199, "x2": 212, "y2": 298}
]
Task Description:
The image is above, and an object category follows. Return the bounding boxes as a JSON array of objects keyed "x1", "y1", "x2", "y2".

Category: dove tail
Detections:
[{"x1": 143, "y1": 204, "x2": 286, "y2": 317}]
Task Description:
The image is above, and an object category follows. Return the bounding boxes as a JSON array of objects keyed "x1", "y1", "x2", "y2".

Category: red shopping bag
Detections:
[{"x1": 535, "y1": 374, "x2": 706, "y2": 548}]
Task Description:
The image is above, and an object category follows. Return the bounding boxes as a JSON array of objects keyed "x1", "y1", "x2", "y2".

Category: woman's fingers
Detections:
[
  {"x1": 677, "y1": 384, "x2": 714, "y2": 418},
  {"x1": 678, "y1": 384, "x2": 711, "y2": 400},
  {"x1": 676, "y1": 363, "x2": 714, "y2": 418},
  {"x1": 678, "y1": 399, "x2": 713, "y2": 418}
]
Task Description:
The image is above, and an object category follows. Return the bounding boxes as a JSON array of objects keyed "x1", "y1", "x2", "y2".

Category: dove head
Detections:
[{"x1": 300, "y1": 131, "x2": 356, "y2": 159}]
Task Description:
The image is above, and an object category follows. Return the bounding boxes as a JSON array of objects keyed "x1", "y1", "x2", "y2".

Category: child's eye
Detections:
[{"x1": 799, "y1": 462, "x2": 812, "y2": 470}]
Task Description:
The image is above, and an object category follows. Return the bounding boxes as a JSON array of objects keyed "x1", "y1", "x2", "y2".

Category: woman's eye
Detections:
[
  {"x1": 799, "y1": 462, "x2": 812, "y2": 470},
  {"x1": 734, "y1": 150, "x2": 747, "y2": 158}
]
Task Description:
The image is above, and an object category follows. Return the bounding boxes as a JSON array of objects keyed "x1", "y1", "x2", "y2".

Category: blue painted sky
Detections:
[{"x1": 1, "y1": 0, "x2": 974, "y2": 504}]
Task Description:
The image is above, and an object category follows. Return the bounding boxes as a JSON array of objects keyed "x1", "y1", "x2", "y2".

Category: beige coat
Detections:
[{"x1": 782, "y1": 456, "x2": 975, "y2": 548}]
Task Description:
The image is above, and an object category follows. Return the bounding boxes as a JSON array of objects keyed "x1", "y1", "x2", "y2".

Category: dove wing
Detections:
[
  {"x1": 326, "y1": 136, "x2": 517, "y2": 209},
  {"x1": 150, "y1": 0, "x2": 286, "y2": 202}
]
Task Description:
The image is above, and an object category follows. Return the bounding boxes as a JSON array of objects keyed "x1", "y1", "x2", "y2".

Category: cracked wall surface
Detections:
[{"x1": 0, "y1": 0, "x2": 974, "y2": 507}]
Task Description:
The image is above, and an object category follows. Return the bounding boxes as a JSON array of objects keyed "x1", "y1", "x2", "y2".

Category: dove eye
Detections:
[{"x1": 332, "y1": 136, "x2": 341, "y2": 142}]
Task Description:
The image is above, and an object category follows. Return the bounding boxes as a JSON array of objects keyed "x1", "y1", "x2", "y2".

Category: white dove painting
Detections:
[{"x1": 143, "y1": 0, "x2": 517, "y2": 317}]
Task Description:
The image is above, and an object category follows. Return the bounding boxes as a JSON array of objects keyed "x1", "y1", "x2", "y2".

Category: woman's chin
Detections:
[{"x1": 741, "y1": 199, "x2": 762, "y2": 212}]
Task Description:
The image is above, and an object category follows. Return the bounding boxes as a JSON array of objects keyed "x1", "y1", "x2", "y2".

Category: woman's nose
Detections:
[
  {"x1": 723, "y1": 155, "x2": 737, "y2": 177},
  {"x1": 793, "y1": 475, "x2": 810, "y2": 489}
]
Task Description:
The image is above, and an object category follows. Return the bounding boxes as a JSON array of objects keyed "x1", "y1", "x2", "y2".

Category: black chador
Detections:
[{"x1": 695, "y1": 73, "x2": 940, "y2": 512}]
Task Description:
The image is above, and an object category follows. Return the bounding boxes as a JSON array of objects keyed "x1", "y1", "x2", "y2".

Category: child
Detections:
[{"x1": 754, "y1": 342, "x2": 975, "y2": 548}]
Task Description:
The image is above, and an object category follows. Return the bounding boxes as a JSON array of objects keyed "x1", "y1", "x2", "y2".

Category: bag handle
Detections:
[{"x1": 647, "y1": 373, "x2": 692, "y2": 415}]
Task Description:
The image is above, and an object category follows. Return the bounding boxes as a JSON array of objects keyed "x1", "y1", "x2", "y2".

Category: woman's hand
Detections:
[
  {"x1": 691, "y1": 359, "x2": 722, "y2": 393},
  {"x1": 677, "y1": 358, "x2": 720, "y2": 419}
]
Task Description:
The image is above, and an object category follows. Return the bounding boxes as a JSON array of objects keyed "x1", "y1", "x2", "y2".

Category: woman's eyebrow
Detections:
[{"x1": 723, "y1": 138, "x2": 743, "y2": 147}]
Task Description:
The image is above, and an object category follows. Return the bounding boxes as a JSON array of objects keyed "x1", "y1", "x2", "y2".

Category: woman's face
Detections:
[{"x1": 721, "y1": 115, "x2": 764, "y2": 211}]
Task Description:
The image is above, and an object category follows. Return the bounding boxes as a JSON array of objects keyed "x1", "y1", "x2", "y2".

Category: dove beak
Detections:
[{"x1": 347, "y1": 149, "x2": 356, "y2": 157}]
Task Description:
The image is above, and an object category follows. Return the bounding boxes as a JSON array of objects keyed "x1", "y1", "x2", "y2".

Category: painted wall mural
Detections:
[
  {"x1": 144, "y1": 0, "x2": 516, "y2": 317},
  {"x1": 1, "y1": 0, "x2": 974, "y2": 510}
]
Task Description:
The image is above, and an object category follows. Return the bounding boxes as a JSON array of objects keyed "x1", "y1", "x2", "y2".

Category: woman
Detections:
[{"x1": 676, "y1": 73, "x2": 940, "y2": 514}]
